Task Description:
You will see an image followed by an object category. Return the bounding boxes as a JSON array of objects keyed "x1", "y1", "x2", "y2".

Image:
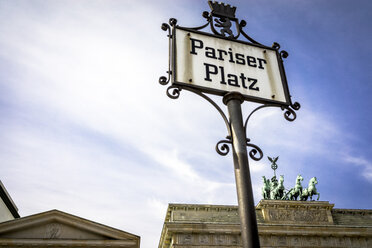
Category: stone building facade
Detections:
[
  {"x1": 158, "y1": 200, "x2": 372, "y2": 248},
  {"x1": 0, "y1": 210, "x2": 140, "y2": 248},
  {"x1": 0, "y1": 181, "x2": 140, "y2": 247}
]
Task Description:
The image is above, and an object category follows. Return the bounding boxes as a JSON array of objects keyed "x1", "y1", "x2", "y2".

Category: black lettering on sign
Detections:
[
  {"x1": 248, "y1": 78, "x2": 259, "y2": 91},
  {"x1": 190, "y1": 38, "x2": 203, "y2": 55},
  {"x1": 228, "y1": 48, "x2": 235, "y2": 63},
  {"x1": 257, "y1": 58, "x2": 267, "y2": 69},
  {"x1": 239, "y1": 73, "x2": 247, "y2": 89},
  {"x1": 227, "y1": 74, "x2": 239, "y2": 87},
  {"x1": 205, "y1": 47, "x2": 217, "y2": 59},
  {"x1": 247, "y1": 56, "x2": 257, "y2": 68},
  {"x1": 217, "y1": 49, "x2": 228, "y2": 61},
  {"x1": 219, "y1": 66, "x2": 226, "y2": 84},
  {"x1": 235, "y1": 53, "x2": 245, "y2": 65},
  {"x1": 204, "y1": 63, "x2": 218, "y2": 82}
]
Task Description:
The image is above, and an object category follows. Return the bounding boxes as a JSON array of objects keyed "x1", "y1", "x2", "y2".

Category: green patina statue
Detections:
[
  {"x1": 270, "y1": 175, "x2": 285, "y2": 200},
  {"x1": 268, "y1": 156, "x2": 279, "y2": 176},
  {"x1": 262, "y1": 156, "x2": 320, "y2": 201},
  {"x1": 282, "y1": 174, "x2": 304, "y2": 200},
  {"x1": 301, "y1": 177, "x2": 320, "y2": 201},
  {"x1": 270, "y1": 175, "x2": 278, "y2": 191},
  {"x1": 261, "y1": 176, "x2": 270, "y2": 199}
]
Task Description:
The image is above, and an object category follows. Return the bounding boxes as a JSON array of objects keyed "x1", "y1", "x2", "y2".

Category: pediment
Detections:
[{"x1": 0, "y1": 210, "x2": 139, "y2": 241}]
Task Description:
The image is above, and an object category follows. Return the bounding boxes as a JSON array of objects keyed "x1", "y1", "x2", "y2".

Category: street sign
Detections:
[
  {"x1": 173, "y1": 27, "x2": 291, "y2": 106},
  {"x1": 160, "y1": 2, "x2": 300, "y2": 247}
]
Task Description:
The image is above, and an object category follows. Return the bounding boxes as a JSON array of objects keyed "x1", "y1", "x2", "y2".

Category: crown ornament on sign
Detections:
[{"x1": 208, "y1": 1, "x2": 237, "y2": 20}]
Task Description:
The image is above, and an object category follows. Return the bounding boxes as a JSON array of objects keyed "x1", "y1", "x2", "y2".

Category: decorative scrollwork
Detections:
[
  {"x1": 291, "y1": 101, "x2": 301, "y2": 110},
  {"x1": 272, "y1": 42, "x2": 281, "y2": 50},
  {"x1": 239, "y1": 20, "x2": 247, "y2": 28},
  {"x1": 169, "y1": 18, "x2": 177, "y2": 27},
  {"x1": 272, "y1": 42, "x2": 289, "y2": 60},
  {"x1": 282, "y1": 102, "x2": 301, "y2": 122},
  {"x1": 202, "y1": 11, "x2": 210, "y2": 19},
  {"x1": 246, "y1": 140, "x2": 263, "y2": 161},
  {"x1": 166, "y1": 85, "x2": 182, "y2": 99},
  {"x1": 280, "y1": 50, "x2": 289, "y2": 59},
  {"x1": 158, "y1": 76, "x2": 168, "y2": 85},
  {"x1": 216, "y1": 139, "x2": 232, "y2": 156},
  {"x1": 283, "y1": 108, "x2": 296, "y2": 121},
  {"x1": 159, "y1": 21, "x2": 173, "y2": 86},
  {"x1": 161, "y1": 23, "x2": 169, "y2": 32}
]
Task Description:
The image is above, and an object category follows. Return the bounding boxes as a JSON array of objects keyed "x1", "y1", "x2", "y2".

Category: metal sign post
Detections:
[
  {"x1": 223, "y1": 92, "x2": 260, "y2": 247},
  {"x1": 159, "y1": 2, "x2": 300, "y2": 247}
]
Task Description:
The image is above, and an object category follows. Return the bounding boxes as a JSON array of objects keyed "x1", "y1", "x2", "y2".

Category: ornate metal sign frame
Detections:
[
  {"x1": 159, "y1": 1, "x2": 300, "y2": 159},
  {"x1": 159, "y1": 2, "x2": 301, "y2": 247},
  {"x1": 160, "y1": 2, "x2": 299, "y2": 108}
]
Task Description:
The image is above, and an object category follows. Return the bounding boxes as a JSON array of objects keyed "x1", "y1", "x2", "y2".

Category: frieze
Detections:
[
  {"x1": 304, "y1": 236, "x2": 320, "y2": 246},
  {"x1": 198, "y1": 234, "x2": 209, "y2": 244},
  {"x1": 172, "y1": 209, "x2": 239, "y2": 223},
  {"x1": 179, "y1": 234, "x2": 192, "y2": 244},
  {"x1": 214, "y1": 234, "x2": 228, "y2": 245},
  {"x1": 267, "y1": 209, "x2": 328, "y2": 223},
  {"x1": 257, "y1": 199, "x2": 334, "y2": 224},
  {"x1": 320, "y1": 236, "x2": 332, "y2": 246},
  {"x1": 259, "y1": 235, "x2": 271, "y2": 246},
  {"x1": 176, "y1": 233, "x2": 369, "y2": 247},
  {"x1": 258, "y1": 235, "x2": 369, "y2": 247},
  {"x1": 175, "y1": 234, "x2": 369, "y2": 247},
  {"x1": 272, "y1": 235, "x2": 287, "y2": 246},
  {"x1": 177, "y1": 233, "x2": 241, "y2": 246},
  {"x1": 336, "y1": 236, "x2": 349, "y2": 246},
  {"x1": 290, "y1": 236, "x2": 302, "y2": 246}
]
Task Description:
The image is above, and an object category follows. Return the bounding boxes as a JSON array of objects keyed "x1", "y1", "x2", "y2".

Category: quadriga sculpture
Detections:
[{"x1": 262, "y1": 156, "x2": 320, "y2": 201}]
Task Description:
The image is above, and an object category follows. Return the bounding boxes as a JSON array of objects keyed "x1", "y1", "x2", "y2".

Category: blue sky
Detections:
[{"x1": 0, "y1": 0, "x2": 371, "y2": 247}]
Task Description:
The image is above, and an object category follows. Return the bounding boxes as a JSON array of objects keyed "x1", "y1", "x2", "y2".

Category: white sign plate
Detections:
[{"x1": 173, "y1": 28, "x2": 290, "y2": 105}]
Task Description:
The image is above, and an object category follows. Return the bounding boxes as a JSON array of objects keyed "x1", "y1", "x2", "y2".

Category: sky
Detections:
[{"x1": 0, "y1": 0, "x2": 371, "y2": 247}]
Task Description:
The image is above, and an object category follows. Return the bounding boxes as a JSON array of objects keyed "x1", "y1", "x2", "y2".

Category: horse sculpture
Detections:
[
  {"x1": 277, "y1": 175, "x2": 285, "y2": 199},
  {"x1": 300, "y1": 188, "x2": 309, "y2": 201},
  {"x1": 282, "y1": 174, "x2": 303, "y2": 200},
  {"x1": 262, "y1": 176, "x2": 270, "y2": 200},
  {"x1": 306, "y1": 177, "x2": 320, "y2": 200}
]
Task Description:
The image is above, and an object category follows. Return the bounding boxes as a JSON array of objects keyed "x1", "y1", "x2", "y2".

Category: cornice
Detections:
[
  {"x1": 0, "y1": 210, "x2": 139, "y2": 242},
  {"x1": 0, "y1": 181, "x2": 19, "y2": 219},
  {"x1": 0, "y1": 238, "x2": 138, "y2": 247}
]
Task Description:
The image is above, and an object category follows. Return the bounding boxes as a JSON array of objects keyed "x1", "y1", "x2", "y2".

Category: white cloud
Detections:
[
  {"x1": 0, "y1": 1, "x2": 371, "y2": 248},
  {"x1": 343, "y1": 155, "x2": 372, "y2": 182}
]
